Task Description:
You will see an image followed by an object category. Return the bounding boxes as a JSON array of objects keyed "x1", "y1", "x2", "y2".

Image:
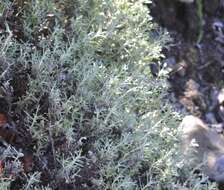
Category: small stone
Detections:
[
  {"x1": 212, "y1": 19, "x2": 224, "y2": 44},
  {"x1": 211, "y1": 123, "x2": 223, "y2": 133},
  {"x1": 47, "y1": 13, "x2": 55, "y2": 18},
  {"x1": 219, "y1": 106, "x2": 224, "y2": 121},
  {"x1": 218, "y1": 89, "x2": 224, "y2": 105}
]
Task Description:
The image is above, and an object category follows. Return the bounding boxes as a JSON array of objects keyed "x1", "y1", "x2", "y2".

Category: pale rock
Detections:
[{"x1": 180, "y1": 115, "x2": 224, "y2": 182}]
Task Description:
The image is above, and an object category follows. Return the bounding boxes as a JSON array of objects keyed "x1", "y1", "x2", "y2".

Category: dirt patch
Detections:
[{"x1": 151, "y1": 0, "x2": 224, "y2": 120}]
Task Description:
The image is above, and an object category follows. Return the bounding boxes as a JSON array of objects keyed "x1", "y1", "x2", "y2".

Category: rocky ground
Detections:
[{"x1": 151, "y1": 0, "x2": 224, "y2": 130}]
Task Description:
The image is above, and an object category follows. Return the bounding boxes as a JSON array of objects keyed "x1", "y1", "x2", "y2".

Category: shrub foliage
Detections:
[{"x1": 0, "y1": 0, "x2": 216, "y2": 189}]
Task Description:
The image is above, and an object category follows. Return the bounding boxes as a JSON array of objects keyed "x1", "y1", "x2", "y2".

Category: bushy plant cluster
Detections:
[{"x1": 0, "y1": 0, "x2": 218, "y2": 189}]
